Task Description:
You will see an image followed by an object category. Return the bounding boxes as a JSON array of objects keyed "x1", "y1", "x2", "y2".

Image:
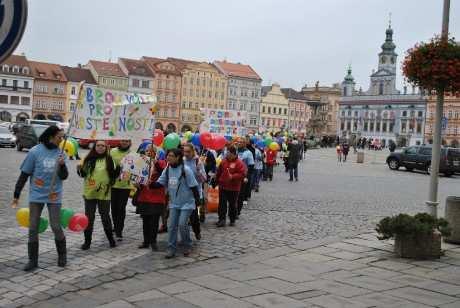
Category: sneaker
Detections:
[
  {"x1": 229, "y1": 221, "x2": 235, "y2": 227},
  {"x1": 243, "y1": 201, "x2": 248, "y2": 206},
  {"x1": 138, "y1": 243, "x2": 149, "y2": 249},
  {"x1": 195, "y1": 233, "x2": 201, "y2": 240},
  {"x1": 295, "y1": 178, "x2": 298, "y2": 182},
  {"x1": 183, "y1": 249, "x2": 191, "y2": 257},
  {"x1": 151, "y1": 243, "x2": 158, "y2": 251},
  {"x1": 165, "y1": 251, "x2": 175, "y2": 259}
]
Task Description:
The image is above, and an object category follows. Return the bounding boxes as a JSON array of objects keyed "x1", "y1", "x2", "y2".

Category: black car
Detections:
[
  {"x1": 15, "y1": 124, "x2": 49, "y2": 151},
  {"x1": 386, "y1": 145, "x2": 460, "y2": 176}
]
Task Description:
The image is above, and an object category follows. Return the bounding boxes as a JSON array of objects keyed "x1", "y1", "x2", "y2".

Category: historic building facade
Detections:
[
  {"x1": 169, "y1": 58, "x2": 227, "y2": 132},
  {"x1": 214, "y1": 60, "x2": 262, "y2": 132},
  {"x1": 260, "y1": 83, "x2": 290, "y2": 133},
  {"x1": 281, "y1": 88, "x2": 310, "y2": 135},
  {"x1": 0, "y1": 55, "x2": 33, "y2": 122},
  {"x1": 29, "y1": 61, "x2": 68, "y2": 121},
  {"x1": 301, "y1": 82, "x2": 341, "y2": 137},
  {"x1": 425, "y1": 93, "x2": 460, "y2": 147},
  {"x1": 86, "y1": 60, "x2": 128, "y2": 92},
  {"x1": 338, "y1": 24, "x2": 426, "y2": 147},
  {"x1": 142, "y1": 57, "x2": 182, "y2": 133},
  {"x1": 60, "y1": 66, "x2": 97, "y2": 122}
]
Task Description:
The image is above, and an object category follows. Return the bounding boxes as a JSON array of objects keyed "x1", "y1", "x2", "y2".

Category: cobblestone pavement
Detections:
[{"x1": 0, "y1": 147, "x2": 459, "y2": 307}]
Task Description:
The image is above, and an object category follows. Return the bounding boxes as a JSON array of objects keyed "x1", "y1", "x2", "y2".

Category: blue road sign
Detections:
[{"x1": 0, "y1": 0, "x2": 28, "y2": 63}]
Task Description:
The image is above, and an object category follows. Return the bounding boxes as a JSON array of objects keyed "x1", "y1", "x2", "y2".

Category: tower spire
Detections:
[{"x1": 389, "y1": 12, "x2": 392, "y2": 29}]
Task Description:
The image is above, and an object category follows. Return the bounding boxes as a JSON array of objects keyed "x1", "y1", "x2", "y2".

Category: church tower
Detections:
[
  {"x1": 367, "y1": 20, "x2": 399, "y2": 96},
  {"x1": 341, "y1": 65, "x2": 355, "y2": 97}
]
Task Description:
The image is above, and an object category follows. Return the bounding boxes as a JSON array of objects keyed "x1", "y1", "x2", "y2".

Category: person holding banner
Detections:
[
  {"x1": 77, "y1": 140, "x2": 118, "y2": 250},
  {"x1": 183, "y1": 144, "x2": 207, "y2": 240},
  {"x1": 151, "y1": 148, "x2": 201, "y2": 258},
  {"x1": 110, "y1": 140, "x2": 133, "y2": 241},
  {"x1": 12, "y1": 126, "x2": 69, "y2": 271},
  {"x1": 215, "y1": 145, "x2": 246, "y2": 227},
  {"x1": 135, "y1": 145, "x2": 167, "y2": 251}
]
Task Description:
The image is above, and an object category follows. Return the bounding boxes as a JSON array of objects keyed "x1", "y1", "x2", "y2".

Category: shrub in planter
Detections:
[{"x1": 376, "y1": 213, "x2": 451, "y2": 259}]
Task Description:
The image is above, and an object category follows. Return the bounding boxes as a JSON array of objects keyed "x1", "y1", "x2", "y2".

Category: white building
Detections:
[
  {"x1": 338, "y1": 24, "x2": 427, "y2": 147},
  {"x1": 0, "y1": 55, "x2": 33, "y2": 122},
  {"x1": 118, "y1": 58, "x2": 154, "y2": 95}
]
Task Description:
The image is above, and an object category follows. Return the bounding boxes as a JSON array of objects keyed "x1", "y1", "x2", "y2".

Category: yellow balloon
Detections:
[
  {"x1": 16, "y1": 208, "x2": 30, "y2": 228},
  {"x1": 269, "y1": 142, "x2": 279, "y2": 151},
  {"x1": 216, "y1": 157, "x2": 222, "y2": 167},
  {"x1": 59, "y1": 140, "x2": 76, "y2": 156}
]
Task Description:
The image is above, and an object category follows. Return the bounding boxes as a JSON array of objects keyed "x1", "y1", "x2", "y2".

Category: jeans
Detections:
[
  {"x1": 85, "y1": 199, "x2": 113, "y2": 235},
  {"x1": 29, "y1": 203, "x2": 65, "y2": 243},
  {"x1": 218, "y1": 189, "x2": 239, "y2": 222},
  {"x1": 265, "y1": 165, "x2": 274, "y2": 180},
  {"x1": 141, "y1": 214, "x2": 161, "y2": 244},
  {"x1": 167, "y1": 208, "x2": 193, "y2": 253},
  {"x1": 110, "y1": 188, "x2": 131, "y2": 237},
  {"x1": 289, "y1": 162, "x2": 298, "y2": 180},
  {"x1": 252, "y1": 169, "x2": 262, "y2": 190}
]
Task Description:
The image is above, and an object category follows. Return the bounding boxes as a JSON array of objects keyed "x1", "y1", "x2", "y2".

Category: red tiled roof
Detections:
[
  {"x1": 88, "y1": 60, "x2": 126, "y2": 78},
  {"x1": 214, "y1": 60, "x2": 261, "y2": 80},
  {"x1": 142, "y1": 57, "x2": 181, "y2": 76},
  {"x1": 119, "y1": 58, "x2": 154, "y2": 77},
  {"x1": 60, "y1": 66, "x2": 97, "y2": 84},
  {"x1": 0, "y1": 54, "x2": 31, "y2": 76},
  {"x1": 166, "y1": 57, "x2": 200, "y2": 71},
  {"x1": 29, "y1": 61, "x2": 67, "y2": 82}
]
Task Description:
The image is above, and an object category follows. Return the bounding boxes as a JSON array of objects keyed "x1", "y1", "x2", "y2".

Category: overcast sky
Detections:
[{"x1": 16, "y1": 0, "x2": 459, "y2": 91}]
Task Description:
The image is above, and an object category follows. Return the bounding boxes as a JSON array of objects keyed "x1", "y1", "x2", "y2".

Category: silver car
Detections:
[{"x1": 0, "y1": 126, "x2": 16, "y2": 147}]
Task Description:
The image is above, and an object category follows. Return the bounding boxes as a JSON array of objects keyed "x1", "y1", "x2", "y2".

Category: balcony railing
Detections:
[{"x1": 0, "y1": 85, "x2": 32, "y2": 93}]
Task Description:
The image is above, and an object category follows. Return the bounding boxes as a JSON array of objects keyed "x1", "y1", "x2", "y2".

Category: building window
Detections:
[
  {"x1": 1, "y1": 79, "x2": 6, "y2": 86},
  {"x1": 346, "y1": 121, "x2": 351, "y2": 131},
  {"x1": 363, "y1": 122, "x2": 368, "y2": 131},
  {"x1": 418, "y1": 111, "x2": 423, "y2": 118},
  {"x1": 13, "y1": 80, "x2": 18, "y2": 89},
  {"x1": 262, "y1": 106, "x2": 266, "y2": 113},
  {"x1": 370, "y1": 122, "x2": 374, "y2": 131},
  {"x1": 195, "y1": 103, "x2": 199, "y2": 109},
  {"x1": 402, "y1": 111, "x2": 407, "y2": 117},
  {"x1": 401, "y1": 121, "x2": 407, "y2": 133},
  {"x1": 142, "y1": 80, "x2": 149, "y2": 88},
  {"x1": 379, "y1": 82, "x2": 384, "y2": 95},
  {"x1": 71, "y1": 86, "x2": 76, "y2": 95},
  {"x1": 273, "y1": 107, "x2": 277, "y2": 114},
  {"x1": 132, "y1": 79, "x2": 140, "y2": 87},
  {"x1": 24, "y1": 81, "x2": 29, "y2": 89},
  {"x1": 382, "y1": 122, "x2": 387, "y2": 132},
  {"x1": 416, "y1": 123, "x2": 422, "y2": 134},
  {"x1": 182, "y1": 101, "x2": 186, "y2": 109},
  {"x1": 10, "y1": 96, "x2": 19, "y2": 105},
  {"x1": 268, "y1": 107, "x2": 271, "y2": 114}
]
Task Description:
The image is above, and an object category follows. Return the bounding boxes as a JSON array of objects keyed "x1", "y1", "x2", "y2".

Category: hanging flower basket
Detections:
[{"x1": 402, "y1": 36, "x2": 460, "y2": 93}]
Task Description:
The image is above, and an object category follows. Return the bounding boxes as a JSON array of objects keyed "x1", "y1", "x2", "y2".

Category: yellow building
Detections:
[
  {"x1": 260, "y1": 83, "x2": 289, "y2": 133},
  {"x1": 86, "y1": 60, "x2": 128, "y2": 92},
  {"x1": 168, "y1": 58, "x2": 227, "y2": 132}
]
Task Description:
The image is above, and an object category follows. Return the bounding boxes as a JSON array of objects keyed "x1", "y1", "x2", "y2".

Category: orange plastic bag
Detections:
[{"x1": 207, "y1": 187, "x2": 219, "y2": 213}]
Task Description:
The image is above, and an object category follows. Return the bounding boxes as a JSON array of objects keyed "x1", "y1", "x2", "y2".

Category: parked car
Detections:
[
  {"x1": 386, "y1": 145, "x2": 460, "y2": 176},
  {"x1": 0, "y1": 126, "x2": 16, "y2": 147},
  {"x1": 15, "y1": 124, "x2": 49, "y2": 151},
  {"x1": 78, "y1": 138, "x2": 121, "y2": 149}
]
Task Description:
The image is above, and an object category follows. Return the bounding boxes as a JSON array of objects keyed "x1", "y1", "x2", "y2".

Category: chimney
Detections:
[{"x1": 78, "y1": 63, "x2": 82, "y2": 68}]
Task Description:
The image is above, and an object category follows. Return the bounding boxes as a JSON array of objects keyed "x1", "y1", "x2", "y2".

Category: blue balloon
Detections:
[
  {"x1": 224, "y1": 135, "x2": 233, "y2": 141},
  {"x1": 256, "y1": 140, "x2": 266, "y2": 149},
  {"x1": 250, "y1": 136, "x2": 257, "y2": 143},
  {"x1": 157, "y1": 149, "x2": 166, "y2": 160},
  {"x1": 138, "y1": 140, "x2": 152, "y2": 153},
  {"x1": 191, "y1": 134, "x2": 201, "y2": 146}
]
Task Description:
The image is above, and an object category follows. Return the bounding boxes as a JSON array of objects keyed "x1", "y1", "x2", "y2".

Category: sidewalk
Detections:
[{"x1": 26, "y1": 231, "x2": 460, "y2": 308}]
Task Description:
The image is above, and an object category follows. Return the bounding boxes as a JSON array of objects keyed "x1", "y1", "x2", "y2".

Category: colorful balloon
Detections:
[
  {"x1": 256, "y1": 140, "x2": 266, "y2": 149},
  {"x1": 68, "y1": 137, "x2": 79, "y2": 152},
  {"x1": 211, "y1": 135, "x2": 227, "y2": 150},
  {"x1": 191, "y1": 133, "x2": 201, "y2": 146},
  {"x1": 68, "y1": 213, "x2": 89, "y2": 232},
  {"x1": 163, "y1": 133, "x2": 180, "y2": 150},
  {"x1": 16, "y1": 208, "x2": 30, "y2": 228},
  {"x1": 184, "y1": 131, "x2": 193, "y2": 141},
  {"x1": 224, "y1": 135, "x2": 232, "y2": 141},
  {"x1": 60, "y1": 208, "x2": 75, "y2": 228},
  {"x1": 264, "y1": 137, "x2": 273, "y2": 147},
  {"x1": 153, "y1": 129, "x2": 164, "y2": 146},
  {"x1": 200, "y1": 132, "x2": 213, "y2": 148},
  {"x1": 157, "y1": 148, "x2": 166, "y2": 160},
  {"x1": 269, "y1": 142, "x2": 279, "y2": 151},
  {"x1": 59, "y1": 140, "x2": 76, "y2": 156},
  {"x1": 38, "y1": 217, "x2": 48, "y2": 233}
]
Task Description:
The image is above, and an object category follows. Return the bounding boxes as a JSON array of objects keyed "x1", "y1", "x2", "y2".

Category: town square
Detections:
[{"x1": 0, "y1": 0, "x2": 460, "y2": 307}]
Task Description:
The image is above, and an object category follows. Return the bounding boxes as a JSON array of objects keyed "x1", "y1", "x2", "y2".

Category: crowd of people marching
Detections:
[{"x1": 11, "y1": 126, "x2": 306, "y2": 271}]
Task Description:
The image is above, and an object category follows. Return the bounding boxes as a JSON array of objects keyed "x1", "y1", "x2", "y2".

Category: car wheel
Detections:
[{"x1": 388, "y1": 158, "x2": 400, "y2": 170}]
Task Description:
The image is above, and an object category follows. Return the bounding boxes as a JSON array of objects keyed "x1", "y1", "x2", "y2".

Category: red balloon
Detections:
[
  {"x1": 200, "y1": 132, "x2": 213, "y2": 148},
  {"x1": 68, "y1": 213, "x2": 89, "y2": 232},
  {"x1": 153, "y1": 129, "x2": 164, "y2": 146},
  {"x1": 211, "y1": 135, "x2": 227, "y2": 150}
]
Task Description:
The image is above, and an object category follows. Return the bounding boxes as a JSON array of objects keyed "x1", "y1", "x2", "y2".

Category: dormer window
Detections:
[
  {"x1": 13, "y1": 66, "x2": 20, "y2": 73},
  {"x1": 22, "y1": 67, "x2": 29, "y2": 74},
  {"x1": 2, "y1": 65, "x2": 9, "y2": 72}
]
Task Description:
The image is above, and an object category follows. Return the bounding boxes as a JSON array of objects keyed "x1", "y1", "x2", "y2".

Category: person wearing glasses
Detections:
[
  {"x1": 77, "y1": 140, "x2": 119, "y2": 250},
  {"x1": 12, "y1": 126, "x2": 69, "y2": 271}
]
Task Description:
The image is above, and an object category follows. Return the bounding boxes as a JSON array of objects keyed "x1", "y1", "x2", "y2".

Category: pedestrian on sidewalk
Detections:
[
  {"x1": 215, "y1": 145, "x2": 246, "y2": 227},
  {"x1": 183, "y1": 144, "x2": 207, "y2": 241},
  {"x1": 264, "y1": 147, "x2": 277, "y2": 181},
  {"x1": 252, "y1": 144, "x2": 263, "y2": 192},
  {"x1": 12, "y1": 126, "x2": 69, "y2": 271},
  {"x1": 336, "y1": 144, "x2": 343, "y2": 163},
  {"x1": 135, "y1": 145, "x2": 166, "y2": 251},
  {"x1": 342, "y1": 143, "x2": 350, "y2": 162},
  {"x1": 287, "y1": 138, "x2": 301, "y2": 181},
  {"x1": 77, "y1": 140, "x2": 118, "y2": 250},
  {"x1": 151, "y1": 148, "x2": 201, "y2": 258},
  {"x1": 110, "y1": 140, "x2": 133, "y2": 241}
]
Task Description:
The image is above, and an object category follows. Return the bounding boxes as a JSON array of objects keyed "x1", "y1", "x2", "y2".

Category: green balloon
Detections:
[
  {"x1": 38, "y1": 217, "x2": 48, "y2": 233},
  {"x1": 164, "y1": 133, "x2": 180, "y2": 150},
  {"x1": 60, "y1": 208, "x2": 75, "y2": 228},
  {"x1": 69, "y1": 138, "x2": 79, "y2": 150},
  {"x1": 264, "y1": 138, "x2": 273, "y2": 147}
]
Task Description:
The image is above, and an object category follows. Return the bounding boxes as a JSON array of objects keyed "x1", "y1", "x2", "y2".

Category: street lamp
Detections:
[{"x1": 426, "y1": 0, "x2": 450, "y2": 218}]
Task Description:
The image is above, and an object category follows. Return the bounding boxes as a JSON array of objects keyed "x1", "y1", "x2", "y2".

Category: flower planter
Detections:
[{"x1": 394, "y1": 230, "x2": 441, "y2": 259}]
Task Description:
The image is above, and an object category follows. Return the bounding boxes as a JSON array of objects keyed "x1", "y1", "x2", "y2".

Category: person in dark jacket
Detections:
[
  {"x1": 12, "y1": 126, "x2": 69, "y2": 271},
  {"x1": 287, "y1": 138, "x2": 301, "y2": 181},
  {"x1": 342, "y1": 143, "x2": 350, "y2": 162}
]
